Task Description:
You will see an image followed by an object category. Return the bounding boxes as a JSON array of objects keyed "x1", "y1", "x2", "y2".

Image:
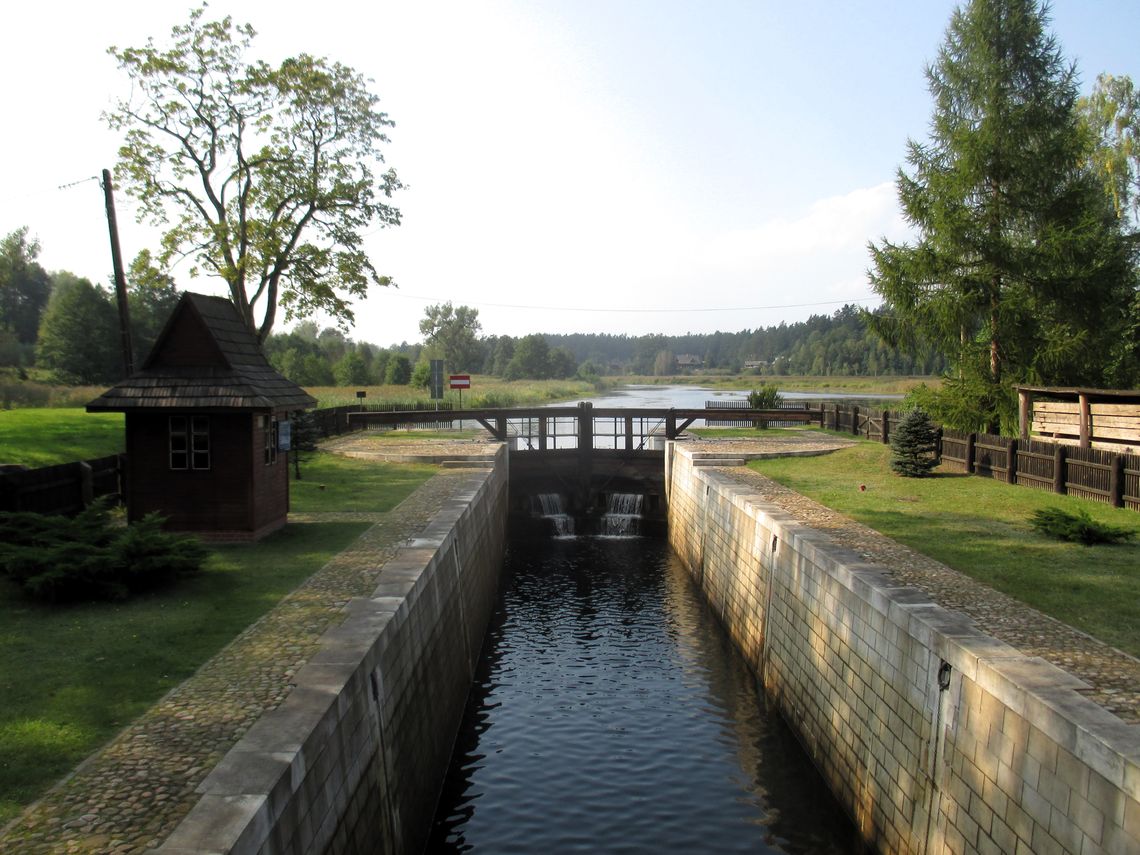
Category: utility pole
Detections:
[{"x1": 102, "y1": 168, "x2": 134, "y2": 375}]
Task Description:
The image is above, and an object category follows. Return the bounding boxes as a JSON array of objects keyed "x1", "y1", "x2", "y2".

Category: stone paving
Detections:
[
  {"x1": 687, "y1": 434, "x2": 1140, "y2": 725},
  {"x1": 0, "y1": 462, "x2": 475, "y2": 855},
  {"x1": 321, "y1": 432, "x2": 501, "y2": 465}
]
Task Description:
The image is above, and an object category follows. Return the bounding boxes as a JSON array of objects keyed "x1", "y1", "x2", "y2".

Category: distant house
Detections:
[
  {"x1": 87, "y1": 293, "x2": 316, "y2": 540},
  {"x1": 676, "y1": 354, "x2": 703, "y2": 370}
]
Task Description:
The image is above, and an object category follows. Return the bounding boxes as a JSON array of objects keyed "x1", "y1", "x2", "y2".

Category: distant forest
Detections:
[
  {"x1": 540, "y1": 305, "x2": 946, "y2": 377},
  {"x1": 0, "y1": 229, "x2": 943, "y2": 386},
  {"x1": 261, "y1": 303, "x2": 946, "y2": 387}
]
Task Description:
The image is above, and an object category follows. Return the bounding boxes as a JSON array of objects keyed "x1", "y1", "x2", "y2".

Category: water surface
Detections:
[{"x1": 426, "y1": 534, "x2": 858, "y2": 854}]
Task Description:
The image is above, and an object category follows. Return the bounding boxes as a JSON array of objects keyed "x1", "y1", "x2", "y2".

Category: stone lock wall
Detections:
[
  {"x1": 667, "y1": 443, "x2": 1140, "y2": 855},
  {"x1": 155, "y1": 447, "x2": 509, "y2": 855}
]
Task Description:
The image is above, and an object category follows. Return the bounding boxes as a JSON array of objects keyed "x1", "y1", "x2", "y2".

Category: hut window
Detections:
[
  {"x1": 170, "y1": 416, "x2": 210, "y2": 470},
  {"x1": 263, "y1": 416, "x2": 279, "y2": 465}
]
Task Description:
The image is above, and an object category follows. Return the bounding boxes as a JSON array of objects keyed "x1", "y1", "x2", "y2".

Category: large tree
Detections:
[
  {"x1": 868, "y1": 0, "x2": 1134, "y2": 432},
  {"x1": 106, "y1": 5, "x2": 402, "y2": 341},
  {"x1": 0, "y1": 228, "x2": 52, "y2": 349},
  {"x1": 126, "y1": 249, "x2": 182, "y2": 364},
  {"x1": 36, "y1": 274, "x2": 123, "y2": 384},
  {"x1": 418, "y1": 303, "x2": 483, "y2": 372},
  {"x1": 1080, "y1": 73, "x2": 1140, "y2": 227},
  {"x1": 1079, "y1": 73, "x2": 1140, "y2": 382},
  {"x1": 505, "y1": 334, "x2": 551, "y2": 380}
]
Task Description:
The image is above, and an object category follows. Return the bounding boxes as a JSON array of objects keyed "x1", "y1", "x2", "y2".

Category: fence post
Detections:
[
  {"x1": 1110, "y1": 454, "x2": 1125, "y2": 508},
  {"x1": 117, "y1": 453, "x2": 128, "y2": 506},
  {"x1": 1006, "y1": 438, "x2": 1018, "y2": 485},
  {"x1": 965, "y1": 433, "x2": 976, "y2": 474},
  {"x1": 0, "y1": 470, "x2": 14, "y2": 511},
  {"x1": 1052, "y1": 444, "x2": 1067, "y2": 495},
  {"x1": 851, "y1": 406, "x2": 860, "y2": 437},
  {"x1": 78, "y1": 461, "x2": 94, "y2": 507},
  {"x1": 880, "y1": 410, "x2": 890, "y2": 445}
]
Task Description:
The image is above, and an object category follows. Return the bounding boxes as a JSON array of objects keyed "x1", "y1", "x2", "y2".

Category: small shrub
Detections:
[
  {"x1": 747, "y1": 385, "x2": 783, "y2": 409},
  {"x1": 1029, "y1": 507, "x2": 1136, "y2": 546},
  {"x1": 889, "y1": 407, "x2": 940, "y2": 477},
  {"x1": 0, "y1": 499, "x2": 206, "y2": 602}
]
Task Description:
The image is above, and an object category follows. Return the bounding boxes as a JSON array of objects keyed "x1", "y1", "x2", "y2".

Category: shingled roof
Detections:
[{"x1": 87, "y1": 293, "x2": 317, "y2": 412}]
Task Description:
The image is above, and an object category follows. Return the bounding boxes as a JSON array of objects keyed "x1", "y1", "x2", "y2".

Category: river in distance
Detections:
[{"x1": 424, "y1": 530, "x2": 860, "y2": 854}]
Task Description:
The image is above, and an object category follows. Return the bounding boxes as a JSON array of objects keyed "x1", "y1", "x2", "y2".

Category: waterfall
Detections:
[
  {"x1": 535, "y1": 493, "x2": 574, "y2": 537},
  {"x1": 600, "y1": 493, "x2": 644, "y2": 537}
]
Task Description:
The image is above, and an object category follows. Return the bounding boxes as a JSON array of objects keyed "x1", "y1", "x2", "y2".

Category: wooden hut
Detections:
[{"x1": 88, "y1": 293, "x2": 316, "y2": 540}]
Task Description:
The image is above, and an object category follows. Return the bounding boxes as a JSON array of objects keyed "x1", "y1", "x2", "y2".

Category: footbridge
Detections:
[{"x1": 348, "y1": 403, "x2": 820, "y2": 526}]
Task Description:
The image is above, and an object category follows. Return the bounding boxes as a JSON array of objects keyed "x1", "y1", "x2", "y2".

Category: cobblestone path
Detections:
[
  {"x1": 0, "y1": 468, "x2": 472, "y2": 855},
  {"x1": 700, "y1": 437, "x2": 1140, "y2": 725}
]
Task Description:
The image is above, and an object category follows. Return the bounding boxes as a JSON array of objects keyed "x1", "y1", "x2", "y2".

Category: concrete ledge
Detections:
[
  {"x1": 666, "y1": 441, "x2": 1140, "y2": 855},
  {"x1": 152, "y1": 445, "x2": 509, "y2": 855}
]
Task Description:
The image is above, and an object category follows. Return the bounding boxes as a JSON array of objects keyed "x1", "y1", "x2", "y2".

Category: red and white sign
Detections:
[{"x1": 449, "y1": 374, "x2": 471, "y2": 390}]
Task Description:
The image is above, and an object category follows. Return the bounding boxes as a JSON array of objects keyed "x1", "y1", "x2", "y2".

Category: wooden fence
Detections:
[
  {"x1": 0, "y1": 403, "x2": 459, "y2": 517},
  {"x1": 7, "y1": 401, "x2": 1136, "y2": 515},
  {"x1": 0, "y1": 454, "x2": 125, "y2": 515},
  {"x1": 819, "y1": 403, "x2": 1140, "y2": 512},
  {"x1": 704, "y1": 399, "x2": 809, "y2": 428}
]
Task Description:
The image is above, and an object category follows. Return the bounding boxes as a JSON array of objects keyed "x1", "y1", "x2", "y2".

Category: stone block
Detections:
[{"x1": 155, "y1": 794, "x2": 268, "y2": 855}]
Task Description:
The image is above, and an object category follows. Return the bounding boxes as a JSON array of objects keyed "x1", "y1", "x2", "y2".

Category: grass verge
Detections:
[
  {"x1": 0, "y1": 454, "x2": 435, "y2": 826},
  {"x1": 0, "y1": 410, "x2": 124, "y2": 467},
  {"x1": 750, "y1": 440, "x2": 1140, "y2": 657},
  {"x1": 291, "y1": 451, "x2": 438, "y2": 513},
  {"x1": 305, "y1": 377, "x2": 606, "y2": 408}
]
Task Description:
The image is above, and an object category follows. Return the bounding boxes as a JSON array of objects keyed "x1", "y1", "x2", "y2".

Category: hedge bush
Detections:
[
  {"x1": 1029, "y1": 507, "x2": 1136, "y2": 546},
  {"x1": 0, "y1": 500, "x2": 206, "y2": 602}
]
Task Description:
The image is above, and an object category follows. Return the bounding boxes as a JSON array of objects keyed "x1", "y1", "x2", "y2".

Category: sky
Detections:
[{"x1": 3, "y1": 0, "x2": 1138, "y2": 347}]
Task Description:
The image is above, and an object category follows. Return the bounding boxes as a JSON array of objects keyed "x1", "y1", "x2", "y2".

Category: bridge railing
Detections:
[{"x1": 347, "y1": 403, "x2": 819, "y2": 451}]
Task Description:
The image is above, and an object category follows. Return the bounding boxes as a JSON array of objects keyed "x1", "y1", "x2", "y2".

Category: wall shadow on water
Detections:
[{"x1": 424, "y1": 527, "x2": 862, "y2": 854}]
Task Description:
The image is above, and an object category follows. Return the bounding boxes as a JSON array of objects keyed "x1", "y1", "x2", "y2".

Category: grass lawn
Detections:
[
  {"x1": 0, "y1": 409, "x2": 124, "y2": 466},
  {"x1": 292, "y1": 450, "x2": 438, "y2": 513},
  {"x1": 750, "y1": 439, "x2": 1140, "y2": 657},
  {"x1": 0, "y1": 453, "x2": 435, "y2": 826}
]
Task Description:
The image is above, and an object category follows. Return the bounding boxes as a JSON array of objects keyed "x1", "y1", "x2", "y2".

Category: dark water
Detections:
[{"x1": 425, "y1": 533, "x2": 859, "y2": 854}]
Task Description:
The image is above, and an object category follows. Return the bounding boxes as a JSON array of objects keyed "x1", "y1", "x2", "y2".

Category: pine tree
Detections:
[
  {"x1": 890, "y1": 408, "x2": 941, "y2": 478},
  {"x1": 868, "y1": 0, "x2": 1134, "y2": 433}
]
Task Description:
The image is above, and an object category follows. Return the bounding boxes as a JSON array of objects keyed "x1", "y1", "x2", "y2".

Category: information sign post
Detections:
[{"x1": 429, "y1": 360, "x2": 445, "y2": 400}]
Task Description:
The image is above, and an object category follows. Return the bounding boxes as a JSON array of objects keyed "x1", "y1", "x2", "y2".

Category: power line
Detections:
[
  {"x1": 57, "y1": 176, "x2": 100, "y2": 191},
  {"x1": 389, "y1": 292, "x2": 880, "y2": 313}
]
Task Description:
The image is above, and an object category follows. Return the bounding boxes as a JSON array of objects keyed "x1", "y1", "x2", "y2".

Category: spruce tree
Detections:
[
  {"x1": 889, "y1": 408, "x2": 941, "y2": 478},
  {"x1": 868, "y1": 0, "x2": 1134, "y2": 433}
]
